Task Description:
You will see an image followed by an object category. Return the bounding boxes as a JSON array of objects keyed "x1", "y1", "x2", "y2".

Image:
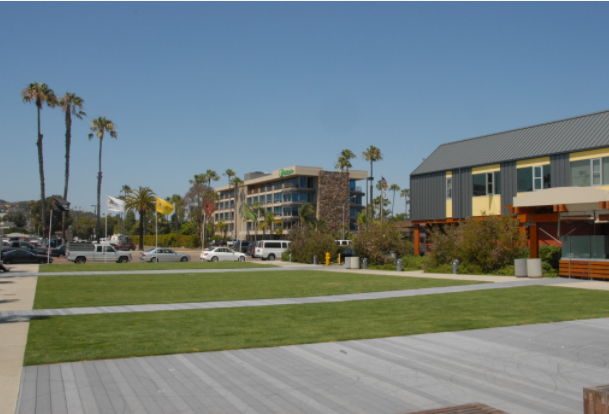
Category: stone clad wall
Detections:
[{"x1": 317, "y1": 171, "x2": 350, "y2": 231}]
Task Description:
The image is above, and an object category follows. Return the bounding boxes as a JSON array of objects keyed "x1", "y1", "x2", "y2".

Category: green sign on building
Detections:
[{"x1": 279, "y1": 168, "x2": 295, "y2": 177}]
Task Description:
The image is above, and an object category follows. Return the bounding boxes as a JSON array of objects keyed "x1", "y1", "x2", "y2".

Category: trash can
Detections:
[
  {"x1": 527, "y1": 258, "x2": 542, "y2": 278},
  {"x1": 351, "y1": 257, "x2": 360, "y2": 269},
  {"x1": 514, "y1": 259, "x2": 528, "y2": 278}
]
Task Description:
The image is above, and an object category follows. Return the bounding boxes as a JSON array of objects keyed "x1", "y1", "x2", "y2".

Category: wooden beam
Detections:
[
  {"x1": 530, "y1": 224, "x2": 539, "y2": 259},
  {"x1": 414, "y1": 225, "x2": 420, "y2": 256}
]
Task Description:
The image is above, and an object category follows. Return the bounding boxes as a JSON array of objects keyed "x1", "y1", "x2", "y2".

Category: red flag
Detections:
[{"x1": 204, "y1": 200, "x2": 215, "y2": 217}]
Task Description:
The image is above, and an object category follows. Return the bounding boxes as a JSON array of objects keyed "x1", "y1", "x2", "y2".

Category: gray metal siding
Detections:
[
  {"x1": 551, "y1": 153, "x2": 571, "y2": 187},
  {"x1": 500, "y1": 162, "x2": 517, "y2": 215},
  {"x1": 452, "y1": 168, "x2": 472, "y2": 219},
  {"x1": 412, "y1": 110, "x2": 609, "y2": 175},
  {"x1": 410, "y1": 172, "x2": 446, "y2": 222}
]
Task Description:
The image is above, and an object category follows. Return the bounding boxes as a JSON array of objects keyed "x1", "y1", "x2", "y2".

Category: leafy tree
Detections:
[
  {"x1": 362, "y1": 146, "x2": 383, "y2": 220},
  {"x1": 29, "y1": 196, "x2": 71, "y2": 238},
  {"x1": 58, "y1": 92, "x2": 86, "y2": 241},
  {"x1": 353, "y1": 221, "x2": 412, "y2": 265},
  {"x1": 21, "y1": 82, "x2": 58, "y2": 236},
  {"x1": 243, "y1": 201, "x2": 263, "y2": 240},
  {"x1": 287, "y1": 226, "x2": 337, "y2": 264},
  {"x1": 124, "y1": 187, "x2": 156, "y2": 250},
  {"x1": 335, "y1": 149, "x2": 356, "y2": 172},
  {"x1": 170, "y1": 194, "x2": 185, "y2": 234},
  {"x1": 258, "y1": 211, "x2": 281, "y2": 236},
  {"x1": 216, "y1": 220, "x2": 228, "y2": 238},
  {"x1": 400, "y1": 188, "x2": 409, "y2": 218},
  {"x1": 89, "y1": 117, "x2": 117, "y2": 239},
  {"x1": 186, "y1": 174, "x2": 216, "y2": 246},
  {"x1": 124, "y1": 210, "x2": 136, "y2": 233},
  {"x1": 179, "y1": 221, "x2": 198, "y2": 235},
  {"x1": 2, "y1": 211, "x2": 27, "y2": 228},
  {"x1": 298, "y1": 202, "x2": 315, "y2": 227},
  {"x1": 393, "y1": 213, "x2": 408, "y2": 222},
  {"x1": 389, "y1": 184, "x2": 400, "y2": 218}
]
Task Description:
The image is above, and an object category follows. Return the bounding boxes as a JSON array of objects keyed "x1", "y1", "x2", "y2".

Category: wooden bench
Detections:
[
  {"x1": 584, "y1": 384, "x2": 609, "y2": 414},
  {"x1": 405, "y1": 402, "x2": 509, "y2": 413},
  {"x1": 559, "y1": 259, "x2": 609, "y2": 280}
]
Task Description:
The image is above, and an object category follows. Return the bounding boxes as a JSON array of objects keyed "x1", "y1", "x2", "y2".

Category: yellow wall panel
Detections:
[
  {"x1": 570, "y1": 147, "x2": 609, "y2": 161},
  {"x1": 472, "y1": 195, "x2": 502, "y2": 216},
  {"x1": 516, "y1": 157, "x2": 550, "y2": 168},
  {"x1": 446, "y1": 171, "x2": 452, "y2": 178},
  {"x1": 472, "y1": 164, "x2": 500, "y2": 174},
  {"x1": 446, "y1": 199, "x2": 453, "y2": 218}
]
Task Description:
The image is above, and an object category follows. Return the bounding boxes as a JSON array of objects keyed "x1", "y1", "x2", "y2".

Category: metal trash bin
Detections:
[
  {"x1": 514, "y1": 259, "x2": 528, "y2": 277},
  {"x1": 527, "y1": 258, "x2": 542, "y2": 278},
  {"x1": 348, "y1": 257, "x2": 360, "y2": 269}
]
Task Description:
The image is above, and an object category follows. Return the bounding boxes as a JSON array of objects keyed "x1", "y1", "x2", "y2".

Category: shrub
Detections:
[
  {"x1": 132, "y1": 234, "x2": 201, "y2": 248},
  {"x1": 352, "y1": 222, "x2": 412, "y2": 265},
  {"x1": 281, "y1": 251, "x2": 290, "y2": 262},
  {"x1": 287, "y1": 226, "x2": 338, "y2": 264},
  {"x1": 400, "y1": 254, "x2": 425, "y2": 270},
  {"x1": 539, "y1": 244, "x2": 561, "y2": 270},
  {"x1": 425, "y1": 215, "x2": 526, "y2": 274}
]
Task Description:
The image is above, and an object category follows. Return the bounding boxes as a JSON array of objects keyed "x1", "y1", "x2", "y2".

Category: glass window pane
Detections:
[
  {"x1": 487, "y1": 173, "x2": 493, "y2": 195},
  {"x1": 593, "y1": 159, "x2": 601, "y2": 185},
  {"x1": 603, "y1": 158, "x2": 609, "y2": 185},
  {"x1": 473, "y1": 173, "x2": 486, "y2": 196},
  {"x1": 494, "y1": 171, "x2": 501, "y2": 194},
  {"x1": 517, "y1": 167, "x2": 533, "y2": 192},
  {"x1": 534, "y1": 178, "x2": 542, "y2": 190},
  {"x1": 571, "y1": 160, "x2": 591, "y2": 187},
  {"x1": 446, "y1": 178, "x2": 452, "y2": 199},
  {"x1": 542, "y1": 164, "x2": 551, "y2": 189}
]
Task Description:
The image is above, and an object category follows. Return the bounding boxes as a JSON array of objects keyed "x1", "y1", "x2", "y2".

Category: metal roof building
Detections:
[{"x1": 412, "y1": 109, "x2": 609, "y2": 176}]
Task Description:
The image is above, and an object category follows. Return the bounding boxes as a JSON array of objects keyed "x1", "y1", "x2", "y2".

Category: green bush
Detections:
[
  {"x1": 400, "y1": 254, "x2": 425, "y2": 271},
  {"x1": 539, "y1": 245, "x2": 561, "y2": 270},
  {"x1": 287, "y1": 226, "x2": 338, "y2": 264},
  {"x1": 352, "y1": 222, "x2": 412, "y2": 265},
  {"x1": 369, "y1": 263, "x2": 397, "y2": 271},
  {"x1": 425, "y1": 215, "x2": 526, "y2": 274},
  {"x1": 281, "y1": 251, "x2": 290, "y2": 262},
  {"x1": 132, "y1": 234, "x2": 201, "y2": 248}
]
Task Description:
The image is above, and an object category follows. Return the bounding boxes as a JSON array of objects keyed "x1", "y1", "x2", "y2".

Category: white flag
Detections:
[{"x1": 106, "y1": 195, "x2": 126, "y2": 213}]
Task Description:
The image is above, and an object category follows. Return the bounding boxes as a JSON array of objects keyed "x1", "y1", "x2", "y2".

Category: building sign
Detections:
[{"x1": 279, "y1": 168, "x2": 295, "y2": 177}]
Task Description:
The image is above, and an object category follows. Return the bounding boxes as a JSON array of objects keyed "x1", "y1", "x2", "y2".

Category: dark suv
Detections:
[{"x1": 233, "y1": 240, "x2": 251, "y2": 254}]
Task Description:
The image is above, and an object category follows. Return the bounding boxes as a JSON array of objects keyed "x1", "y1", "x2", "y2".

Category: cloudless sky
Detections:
[{"x1": 2, "y1": 2, "x2": 609, "y2": 215}]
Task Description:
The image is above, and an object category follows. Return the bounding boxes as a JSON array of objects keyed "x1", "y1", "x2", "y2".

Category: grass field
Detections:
[
  {"x1": 39, "y1": 261, "x2": 275, "y2": 273},
  {"x1": 33, "y1": 270, "x2": 482, "y2": 309},
  {"x1": 24, "y1": 286, "x2": 609, "y2": 365}
]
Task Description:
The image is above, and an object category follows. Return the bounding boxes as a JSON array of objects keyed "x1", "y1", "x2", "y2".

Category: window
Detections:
[
  {"x1": 446, "y1": 178, "x2": 452, "y2": 199},
  {"x1": 247, "y1": 222, "x2": 252, "y2": 230},
  {"x1": 231, "y1": 200, "x2": 234, "y2": 208},
  {"x1": 517, "y1": 165, "x2": 550, "y2": 192},
  {"x1": 283, "y1": 193, "x2": 292, "y2": 202},
  {"x1": 274, "y1": 193, "x2": 282, "y2": 203},
  {"x1": 247, "y1": 197, "x2": 251, "y2": 205},
  {"x1": 274, "y1": 206, "x2": 282, "y2": 216},
  {"x1": 253, "y1": 196, "x2": 258, "y2": 203},
  {"x1": 473, "y1": 171, "x2": 501, "y2": 196},
  {"x1": 300, "y1": 177, "x2": 307, "y2": 188},
  {"x1": 571, "y1": 158, "x2": 609, "y2": 187},
  {"x1": 267, "y1": 194, "x2": 272, "y2": 203},
  {"x1": 300, "y1": 193, "x2": 307, "y2": 201}
]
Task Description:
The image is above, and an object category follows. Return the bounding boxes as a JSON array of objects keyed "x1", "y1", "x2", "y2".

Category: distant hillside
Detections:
[{"x1": 0, "y1": 200, "x2": 35, "y2": 213}]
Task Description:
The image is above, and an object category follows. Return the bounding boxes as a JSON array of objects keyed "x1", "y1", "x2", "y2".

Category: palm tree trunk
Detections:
[
  {"x1": 96, "y1": 137, "x2": 103, "y2": 240},
  {"x1": 369, "y1": 160, "x2": 374, "y2": 220},
  {"x1": 62, "y1": 108, "x2": 72, "y2": 242},
  {"x1": 36, "y1": 104, "x2": 47, "y2": 238},
  {"x1": 139, "y1": 209, "x2": 144, "y2": 250},
  {"x1": 392, "y1": 191, "x2": 396, "y2": 218}
]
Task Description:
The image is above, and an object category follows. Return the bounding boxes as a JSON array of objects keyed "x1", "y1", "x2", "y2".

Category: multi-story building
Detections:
[
  {"x1": 213, "y1": 165, "x2": 367, "y2": 239},
  {"x1": 410, "y1": 109, "x2": 609, "y2": 278}
]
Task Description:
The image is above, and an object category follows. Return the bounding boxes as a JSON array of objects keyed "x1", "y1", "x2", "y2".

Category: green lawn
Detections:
[
  {"x1": 33, "y1": 270, "x2": 482, "y2": 309},
  {"x1": 39, "y1": 261, "x2": 275, "y2": 273},
  {"x1": 25, "y1": 286, "x2": 609, "y2": 365}
]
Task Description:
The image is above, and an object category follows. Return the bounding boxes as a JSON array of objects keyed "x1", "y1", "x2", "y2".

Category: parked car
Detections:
[
  {"x1": 341, "y1": 247, "x2": 356, "y2": 258},
  {"x1": 1, "y1": 249, "x2": 52, "y2": 264},
  {"x1": 139, "y1": 248, "x2": 191, "y2": 262},
  {"x1": 66, "y1": 242, "x2": 132, "y2": 264},
  {"x1": 248, "y1": 241, "x2": 261, "y2": 257},
  {"x1": 113, "y1": 243, "x2": 136, "y2": 251},
  {"x1": 200, "y1": 247, "x2": 246, "y2": 262},
  {"x1": 255, "y1": 240, "x2": 290, "y2": 261},
  {"x1": 335, "y1": 240, "x2": 353, "y2": 246},
  {"x1": 233, "y1": 240, "x2": 251, "y2": 254},
  {"x1": 2, "y1": 240, "x2": 47, "y2": 255},
  {"x1": 227, "y1": 238, "x2": 236, "y2": 247},
  {"x1": 49, "y1": 244, "x2": 67, "y2": 257}
]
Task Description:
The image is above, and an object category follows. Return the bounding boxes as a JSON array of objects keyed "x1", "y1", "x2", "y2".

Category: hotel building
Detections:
[{"x1": 213, "y1": 166, "x2": 367, "y2": 239}]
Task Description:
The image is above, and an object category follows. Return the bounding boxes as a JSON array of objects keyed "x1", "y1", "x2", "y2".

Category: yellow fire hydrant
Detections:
[{"x1": 326, "y1": 252, "x2": 331, "y2": 266}]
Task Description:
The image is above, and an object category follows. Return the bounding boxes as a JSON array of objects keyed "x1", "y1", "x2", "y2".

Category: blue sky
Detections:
[{"x1": 2, "y1": 2, "x2": 609, "y2": 215}]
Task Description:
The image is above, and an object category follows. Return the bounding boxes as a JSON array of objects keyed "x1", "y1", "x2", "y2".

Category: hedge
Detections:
[{"x1": 132, "y1": 234, "x2": 201, "y2": 248}]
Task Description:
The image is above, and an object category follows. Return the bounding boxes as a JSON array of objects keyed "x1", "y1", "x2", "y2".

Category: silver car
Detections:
[{"x1": 139, "y1": 248, "x2": 191, "y2": 262}]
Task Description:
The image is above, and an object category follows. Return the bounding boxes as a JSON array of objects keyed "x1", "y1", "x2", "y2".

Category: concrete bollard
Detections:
[
  {"x1": 397, "y1": 259, "x2": 402, "y2": 272},
  {"x1": 452, "y1": 259, "x2": 459, "y2": 274},
  {"x1": 363, "y1": 258, "x2": 368, "y2": 269},
  {"x1": 313, "y1": 255, "x2": 317, "y2": 265},
  {"x1": 289, "y1": 253, "x2": 292, "y2": 263}
]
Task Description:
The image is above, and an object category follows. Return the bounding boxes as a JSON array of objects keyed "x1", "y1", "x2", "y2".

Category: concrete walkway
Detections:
[
  {"x1": 16, "y1": 317, "x2": 609, "y2": 414},
  {"x1": 0, "y1": 277, "x2": 583, "y2": 322}
]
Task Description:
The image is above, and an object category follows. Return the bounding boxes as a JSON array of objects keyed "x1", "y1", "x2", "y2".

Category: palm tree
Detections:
[
  {"x1": 89, "y1": 117, "x2": 117, "y2": 239},
  {"x1": 400, "y1": 188, "x2": 410, "y2": 219},
  {"x1": 121, "y1": 185, "x2": 131, "y2": 199},
  {"x1": 58, "y1": 92, "x2": 86, "y2": 241},
  {"x1": 389, "y1": 184, "x2": 400, "y2": 218},
  {"x1": 339, "y1": 149, "x2": 356, "y2": 173},
  {"x1": 258, "y1": 211, "x2": 281, "y2": 237},
  {"x1": 170, "y1": 194, "x2": 183, "y2": 233},
  {"x1": 298, "y1": 202, "x2": 315, "y2": 228},
  {"x1": 22, "y1": 82, "x2": 58, "y2": 237},
  {"x1": 230, "y1": 176, "x2": 243, "y2": 239},
  {"x1": 124, "y1": 187, "x2": 156, "y2": 250},
  {"x1": 201, "y1": 170, "x2": 220, "y2": 246},
  {"x1": 243, "y1": 201, "x2": 263, "y2": 241},
  {"x1": 334, "y1": 156, "x2": 352, "y2": 172},
  {"x1": 362, "y1": 146, "x2": 383, "y2": 220}
]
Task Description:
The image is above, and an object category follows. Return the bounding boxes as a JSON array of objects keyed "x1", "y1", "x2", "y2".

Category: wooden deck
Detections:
[
  {"x1": 559, "y1": 259, "x2": 609, "y2": 280},
  {"x1": 406, "y1": 402, "x2": 509, "y2": 413}
]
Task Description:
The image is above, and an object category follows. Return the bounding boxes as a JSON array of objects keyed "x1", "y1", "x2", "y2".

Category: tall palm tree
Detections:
[
  {"x1": 298, "y1": 202, "x2": 315, "y2": 228},
  {"x1": 389, "y1": 184, "x2": 401, "y2": 218},
  {"x1": 230, "y1": 176, "x2": 243, "y2": 239},
  {"x1": 362, "y1": 146, "x2": 383, "y2": 220},
  {"x1": 58, "y1": 92, "x2": 86, "y2": 241},
  {"x1": 400, "y1": 188, "x2": 410, "y2": 219},
  {"x1": 170, "y1": 194, "x2": 184, "y2": 234},
  {"x1": 89, "y1": 117, "x2": 117, "y2": 239},
  {"x1": 22, "y1": 82, "x2": 58, "y2": 237},
  {"x1": 243, "y1": 201, "x2": 263, "y2": 241},
  {"x1": 258, "y1": 211, "x2": 281, "y2": 237},
  {"x1": 339, "y1": 149, "x2": 356, "y2": 173},
  {"x1": 201, "y1": 170, "x2": 220, "y2": 246},
  {"x1": 121, "y1": 185, "x2": 131, "y2": 198},
  {"x1": 334, "y1": 156, "x2": 352, "y2": 172},
  {"x1": 124, "y1": 187, "x2": 156, "y2": 250},
  {"x1": 223, "y1": 169, "x2": 236, "y2": 237}
]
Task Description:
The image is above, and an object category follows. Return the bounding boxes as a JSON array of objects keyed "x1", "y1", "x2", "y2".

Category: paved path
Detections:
[
  {"x1": 16, "y1": 317, "x2": 609, "y2": 414},
  {"x1": 0, "y1": 278, "x2": 581, "y2": 322}
]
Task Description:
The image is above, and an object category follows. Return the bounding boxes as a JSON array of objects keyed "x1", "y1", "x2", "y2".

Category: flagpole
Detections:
[
  {"x1": 156, "y1": 209, "x2": 158, "y2": 262},
  {"x1": 105, "y1": 203, "x2": 107, "y2": 263}
]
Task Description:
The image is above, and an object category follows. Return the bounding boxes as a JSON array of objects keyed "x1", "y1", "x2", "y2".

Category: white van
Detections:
[
  {"x1": 255, "y1": 240, "x2": 290, "y2": 261},
  {"x1": 335, "y1": 240, "x2": 353, "y2": 246}
]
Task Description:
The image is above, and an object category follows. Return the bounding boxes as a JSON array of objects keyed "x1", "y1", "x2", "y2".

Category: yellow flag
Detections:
[{"x1": 155, "y1": 197, "x2": 175, "y2": 215}]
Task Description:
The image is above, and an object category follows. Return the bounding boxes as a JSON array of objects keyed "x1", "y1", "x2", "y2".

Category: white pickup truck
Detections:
[{"x1": 66, "y1": 242, "x2": 132, "y2": 264}]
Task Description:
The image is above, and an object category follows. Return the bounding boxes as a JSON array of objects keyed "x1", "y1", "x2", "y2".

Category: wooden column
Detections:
[
  {"x1": 584, "y1": 384, "x2": 609, "y2": 414},
  {"x1": 530, "y1": 224, "x2": 539, "y2": 259},
  {"x1": 414, "y1": 225, "x2": 420, "y2": 255}
]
